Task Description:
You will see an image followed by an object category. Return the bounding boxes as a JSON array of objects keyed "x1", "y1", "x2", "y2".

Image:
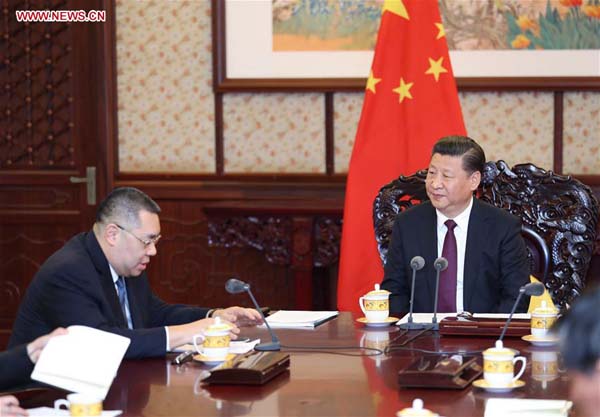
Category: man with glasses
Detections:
[{"x1": 9, "y1": 187, "x2": 262, "y2": 358}]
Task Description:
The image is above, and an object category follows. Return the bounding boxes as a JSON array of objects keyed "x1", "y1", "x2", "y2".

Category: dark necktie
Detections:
[
  {"x1": 116, "y1": 276, "x2": 133, "y2": 329},
  {"x1": 438, "y1": 219, "x2": 457, "y2": 312}
]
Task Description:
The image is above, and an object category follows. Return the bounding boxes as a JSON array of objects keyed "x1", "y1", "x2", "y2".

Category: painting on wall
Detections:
[
  {"x1": 214, "y1": 0, "x2": 600, "y2": 90},
  {"x1": 272, "y1": 0, "x2": 600, "y2": 51}
]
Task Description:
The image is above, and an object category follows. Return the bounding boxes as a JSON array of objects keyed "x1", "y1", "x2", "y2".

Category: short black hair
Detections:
[
  {"x1": 95, "y1": 187, "x2": 161, "y2": 228},
  {"x1": 431, "y1": 135, "x2": 486, "y2": 175},
  {"x1": 556, "y1": 286, "x2": 600, "y2": 374}
]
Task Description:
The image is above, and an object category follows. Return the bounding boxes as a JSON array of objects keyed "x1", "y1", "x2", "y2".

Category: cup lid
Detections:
[
  {"x1": 532, "y1": 300, "x2": 558, "y2": 315},
  {"x1": 365, "y1": 283, "x2": 390, "y2": 297},
  {"x1": 483, "y1": 340, "x2": 514, "y2": 356},
  {"x1": 207, "y1": 317, "x2": 232, "y2": 332},
  {"x1": 397, "y1": 399, "x2": 438, "y2": 417}
]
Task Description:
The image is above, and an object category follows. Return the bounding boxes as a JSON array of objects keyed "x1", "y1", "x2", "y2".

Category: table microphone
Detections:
[
  {"x1": 225, "y1": 278, "x2": 280, "y2": 351},
  {"x1": 431, "y1": 257, "x2": 448, "y2": 330},
  {"x1": 399, "y1": 256, "x2": 428, "y2": 330},
  {"x1": 498, "y1": 282, "x2": 545, "y2": 341}
]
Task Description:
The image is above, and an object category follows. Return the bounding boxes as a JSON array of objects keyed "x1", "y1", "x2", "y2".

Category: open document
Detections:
[
  {"x1": 265, "y1": 310, "x2": 338, "y2": 328},
  {"x1": 31, "y1": 325, "x2": 130, "y2": 399}
]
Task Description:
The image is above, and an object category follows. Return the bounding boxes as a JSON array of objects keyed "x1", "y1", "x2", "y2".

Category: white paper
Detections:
[
  {"x1": 27, "y1": 407, "x2": 122, "y2": 417},
  {"x1": 32, "y1": 326, "x2": 130, "y2": 400},
  {"x1": 264, "y1": 310, "x2": 339, "y2": 328},
  {"x1": 485, "y1": 399, "x2": 573, "y2": 417}
]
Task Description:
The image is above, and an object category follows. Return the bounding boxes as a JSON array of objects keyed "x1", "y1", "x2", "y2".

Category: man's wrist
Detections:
[{"x1": 206, "y1": 308, "x2": 221, "y2": 318}]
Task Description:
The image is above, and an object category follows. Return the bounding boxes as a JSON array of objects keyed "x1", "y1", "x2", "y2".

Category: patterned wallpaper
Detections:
[
  {"x1": 459, "y1": 92, "x2": 554, "y2": 170},
  {"x1": 223, "y1": 94, "x2": 325, "y2": 173},
  {"x1": 115, "y1": 1, "x2": 599, "y2": 177},
  {"x1": 563, "y1": 92, "x2": 600, "y2": 175},
  {"x1": 116, "y1": 0, "x2": 215, "y2": 173}
]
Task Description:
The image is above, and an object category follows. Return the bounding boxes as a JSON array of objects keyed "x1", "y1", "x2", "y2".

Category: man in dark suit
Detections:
[
  {"x1": 9, "y1": 187, "x2": 262, "y2": 359},
  {"x1": 381, "y1": 136, "x2": 529, "y2": 313}
]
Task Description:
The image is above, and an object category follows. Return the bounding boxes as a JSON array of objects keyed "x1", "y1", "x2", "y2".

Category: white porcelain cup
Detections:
[
  {"x1": 359, "y1": 283, "x2": 390, "y2": 322},
  {"x1": 531, "y1": 300, "x2": 558, "y2": 338},
  {"x1": 54, "y1": 393, "x2": 102, "y2": 416},
  {"x1": 193, "y1": 317, "x2": 231, "y2": 360},
  {"x1": 482, "y1": 340, "x2": 527, "y2": 387}
]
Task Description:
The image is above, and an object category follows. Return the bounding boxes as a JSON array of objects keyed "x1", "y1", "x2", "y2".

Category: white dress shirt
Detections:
[{"x1": 435, "y1": 197, "x2": 473, "y2": 312}]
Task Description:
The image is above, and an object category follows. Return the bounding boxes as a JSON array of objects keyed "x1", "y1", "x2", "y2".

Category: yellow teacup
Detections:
[
  {"x1": 531, "y1": 300, "x2": 558, "y2": 339},
  {"x1": 54, "y1": 393, "x2": 102, "y2": 416},
  {"x1": 359, "y1": 284, "x2": 390, "y2": 322},
  {"x1": 193, "y1": 317, "x2": 232, "y2": 360},
  {"x1": 482, "y1": 340, "x2": 526, "y2": 387}
]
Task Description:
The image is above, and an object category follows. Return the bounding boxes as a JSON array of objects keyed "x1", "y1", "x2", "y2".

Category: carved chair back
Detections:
[{"x1": 373, "y1": 161, "x2": 599, "y2": 311}]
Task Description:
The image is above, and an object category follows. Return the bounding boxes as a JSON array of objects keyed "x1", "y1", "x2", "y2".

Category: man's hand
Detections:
[
  {"x1": 212, "y1": 307, "x2": 264, "y2": 327},
  {"x1": 0, "y1": 395, "x2": 28, "y2": 417},
  {"x1": 26, "y1": 327, "x2": 68, "y2": 363}
]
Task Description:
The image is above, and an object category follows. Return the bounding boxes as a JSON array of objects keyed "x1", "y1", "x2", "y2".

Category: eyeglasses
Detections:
[{"x1": 115, "y1": 224, "x2": 161, "y2": 247}]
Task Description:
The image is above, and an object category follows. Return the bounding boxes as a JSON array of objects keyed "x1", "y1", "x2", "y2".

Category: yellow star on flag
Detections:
[
  {"x1": 382, "y1": 0, "x2": 409, "y2": 20},
  {"x1": 366, "y1": 70, "x2": 382, "y2": 94},
  {"x1": 392, "y1": 77, "x2": 413, "y2": 103},
  {"x1": 435, "y1": 22, "x2": 445, "y2": 39},
  {"x1": 425, "y1": 56, "x2": 448, "y2": 82}
]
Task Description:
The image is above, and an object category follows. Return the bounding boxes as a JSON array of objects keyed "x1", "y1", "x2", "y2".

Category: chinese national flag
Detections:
[{"x1": 337, "y1": 0, "x2": 466, "y2": 312}]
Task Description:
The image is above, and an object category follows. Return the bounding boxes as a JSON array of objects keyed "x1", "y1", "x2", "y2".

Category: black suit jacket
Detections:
[
  {"x1": 0, "y1": 345, "x2": 33, "y2": 390},
  {"x1": 381, "y1": 199, "x2": 530, "y2": 313},
  {"x1": 8, "y1": 232, "x2": 209, "y2": 358}
]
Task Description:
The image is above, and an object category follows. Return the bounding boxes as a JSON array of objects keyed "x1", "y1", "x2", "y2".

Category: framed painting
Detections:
[{"x1": 212, "y1": 0, "x2": 600, "y2": 91}]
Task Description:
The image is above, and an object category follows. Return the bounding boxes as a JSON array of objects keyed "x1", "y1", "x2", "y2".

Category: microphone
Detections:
[
  {"x1": 225, "y1": 278, "x2": 280, "y2": 351},
  {"x1": 498, "y1": 282, "x2": 545, "y2": 341},
  {"x1": 399, "y1": 256, "x2": 428, "y2": 330},
  {"x1": 431, "y1": 257, "x2": 448, "y2": 330}
]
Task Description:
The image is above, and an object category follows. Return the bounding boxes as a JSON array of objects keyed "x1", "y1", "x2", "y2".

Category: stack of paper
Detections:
[
  {"x1": 485, "y1": 399, "x2": 573, "y2": 417},
  {"x1": 32, "y1": 325, "x2": 130, "y2": 399},
  {"x1": 265, "y1": 310, "x2": 338, "y2": 328}
]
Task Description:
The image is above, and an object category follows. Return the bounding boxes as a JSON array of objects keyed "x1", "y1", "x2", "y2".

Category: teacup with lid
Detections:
[
  {"x1": 531, "y1": 300, "x2": 558, "y2": 339},
  {"x1": 483, "y1": 340, "x2": 527, "y2": 387},
  {"x1": 359, "y1": 284, "x2": 390, "y2": 322},
  {"x1": 193, "y1": 317, "x2": 233, "y2": 361}
]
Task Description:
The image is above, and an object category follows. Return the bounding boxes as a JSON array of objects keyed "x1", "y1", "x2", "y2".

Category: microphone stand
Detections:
[
  {"x1": 400, "y1": 257, "x2": 428, "y2": 330},
  {"x1": 245, "y1": 287, "x2": 281, "y2": 351},
  {"x1": 431, "y1": 258, "x2": 448, "y2": 331}
]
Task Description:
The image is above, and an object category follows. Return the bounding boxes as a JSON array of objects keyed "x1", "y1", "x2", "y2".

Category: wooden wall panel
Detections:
[{"x1": 144, "y1": 199, "x2": 295, "y2": 311}]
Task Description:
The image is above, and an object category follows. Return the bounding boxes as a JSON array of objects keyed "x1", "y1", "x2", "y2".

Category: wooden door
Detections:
[{"x1": 0, "y1": 0, "x2": 114, "y2": 347}]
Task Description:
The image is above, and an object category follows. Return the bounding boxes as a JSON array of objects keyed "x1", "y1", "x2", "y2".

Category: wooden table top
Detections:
[{"x1": 20, "y1": 312, "x2": 573, "y2": 417}]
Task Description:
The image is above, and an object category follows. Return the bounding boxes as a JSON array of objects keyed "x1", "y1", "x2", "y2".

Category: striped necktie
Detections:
[{"x1": 116, "y1": 276, "x2": 133, "y2": 329}]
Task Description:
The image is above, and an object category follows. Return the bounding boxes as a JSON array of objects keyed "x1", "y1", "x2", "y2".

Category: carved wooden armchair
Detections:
[{"x1": 373, "y1": 161, "x2": 599, "y2": 311}]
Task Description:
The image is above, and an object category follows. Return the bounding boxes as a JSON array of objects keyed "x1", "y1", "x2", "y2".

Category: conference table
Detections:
[{"x1": 20, "y1": 312, "x2": 572, "y2": 417}]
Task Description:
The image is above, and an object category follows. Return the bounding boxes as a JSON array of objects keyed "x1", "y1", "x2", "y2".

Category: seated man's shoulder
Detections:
[{"x1": 37, "y1": 233, "x2": 95, "y2": 278}]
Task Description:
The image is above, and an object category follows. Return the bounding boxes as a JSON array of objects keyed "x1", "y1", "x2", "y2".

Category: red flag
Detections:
[{"x1": 337, "y1": 0, "x2": 466, "y2": 312}]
